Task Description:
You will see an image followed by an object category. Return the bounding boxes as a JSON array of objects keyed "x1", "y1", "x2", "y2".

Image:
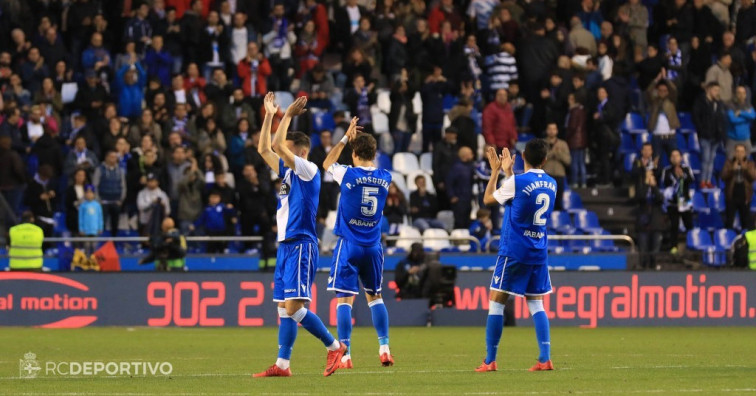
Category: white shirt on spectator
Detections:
[{"x1": 654, "y1": 113, "x2": 673, "y2": 136}]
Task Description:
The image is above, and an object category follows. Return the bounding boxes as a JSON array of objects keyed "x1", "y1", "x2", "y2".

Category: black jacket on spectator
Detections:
[
  {"x1": 332, "y1": 5, "x2": 367, "y2": 51},
  {"x1": 410, "y1": 190, "x2": 439, "y2": 220},
  {"x1": 389, "y1": 86, "x2": 417, "y2": 133},
  {"x1": 516, "y1": 34, "x2": 559, "y2": 102},
  {"x1": 636, "y1": 55, "x2": 665, "y2": 91},
  {"x1": 692, "y1": 93, "x2": 726, "y2": 142},
  {"x1": 451, "y1": 114, "x2": 477, "y2": 154},
  {"x1": 420, "y1": 80, "x2": 450, "y2": 125},
  {"x1": 180, "y1": 10, "x2": 204, "y2": 64},
  {"x1": 432, "y1": 140, "x2": 457, "y2": 187},
  {"x1": 31, "y1": 134, "x2": 64, "y2": 177},
  {"x1": 74, "y1": 83, "x2": 109, "y2": 121},
  {"x1": 736, "y1": 5, "x2": 756, "y2": 46}
]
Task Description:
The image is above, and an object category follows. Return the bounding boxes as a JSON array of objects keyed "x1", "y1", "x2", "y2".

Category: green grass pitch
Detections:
[{"x1": 1, "y1": 327, "x2": 754, "y2": 395}]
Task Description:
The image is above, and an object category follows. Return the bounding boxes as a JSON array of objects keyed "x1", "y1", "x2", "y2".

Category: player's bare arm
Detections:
[
  {"x1": 483, "y1": 147, "x2": 515, "y2": 206},
  {"x1": 272, "y1": 96, "x2": 307, "y2": 169},
  {"x1": 258, "y1": 92, "x2": 280, "y2": 174},
  {"x1": 322, "y1": 117, "x2": 360, "y2": 171}
]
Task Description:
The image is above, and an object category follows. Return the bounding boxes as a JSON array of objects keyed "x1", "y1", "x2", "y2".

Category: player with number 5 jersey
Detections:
[
  {"x1": 477, "y1": 139, "x2": 556, "y2": 373},
  {"x1": 322, "y1": 117, "x2": 394, "y2": 369}
]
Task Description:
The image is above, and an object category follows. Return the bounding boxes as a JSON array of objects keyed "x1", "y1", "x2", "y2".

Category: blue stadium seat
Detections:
[
  {"x1": 713, "y1": 151, "x2": 727, "y2": 176},
  {"x1": 696, "y1": 211, "x2": 724, "y2": 231},
  {"x1": 549, "y1": 211, "x2": 574, "y2": 234},
  {"x1": 691, "y1": 191, "x2": 709, "y2": 213},
  {"x1": 676, "y1": 133, "x2": 688, "y2": 152},
  {"x1": 619, "y1": 132, "x2": 636, "y2": 154},
  {"x1": 751, "y1": 199, "x2": 756, "y2": 213},
  {"x1": 590, "y1": 229, "x2": 619, "y2": 252},
  {"x1": 714, "y1": 229, "x2": 737, "y2": 250},
  {"x1": 513, "y1": 154, "x2": 524, "y2": 174},
  {"x1": 562, "y1": 190, "x2": 584, "y2": 214},
  {"x1": 547, "y1": 236, "x2": 564, "y2": 253},
  {"x1": 620, "y1": 112, "x2": 646, "y2": 134},
  {"x1": 53, "y1": 212, "x2": 67, "y2": 234},
  {"x1": 638, "y1": 131, "x2": 651, "y2": 145},
  {"x1": 565, "y1": 230, "x2": 591, "y2": 253},
  {"x1": 376, "y1": 152, "x2": 392, "y2": 171},
  {"x1": 678, "y1": 112, "x2": 695, "y2": 134},
  {"x1": 687, "y1": 133, "x2": 700, "y2": 153},
  {"x1": 683, "y1": 152, "x2": 701, "y2": 175},
  {"x1": 708, "y1": 190, "x2": 725, "y2": 212},
  {"x1": 624, "y1": 153, "x2": 637, "y2": 172},
  {"x1": 312, "y1": 110, "x2": 335, "y2": 133},
  {"x1": 518, "y1": 133, "x2": 535, "y2": 143},
  {"x1": 686, "y1": 228, "x2": 714, "y2": 250},
  {"x1": 574, "y1": 211, "x2": 602, "y2": 233}
]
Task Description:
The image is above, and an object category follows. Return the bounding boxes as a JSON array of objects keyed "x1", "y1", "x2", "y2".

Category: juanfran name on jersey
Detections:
[{"x1": 521, "y1": 180, "x2": 557, "y2": 196}]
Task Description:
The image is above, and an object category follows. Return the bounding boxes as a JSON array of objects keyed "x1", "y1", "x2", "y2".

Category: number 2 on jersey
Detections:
[
  {"x1": 533, "y1": 193, "x2": 550, "y2": 226},
  {"x1": 361, "y1": 187, "x2": 379, "y2": 216}
]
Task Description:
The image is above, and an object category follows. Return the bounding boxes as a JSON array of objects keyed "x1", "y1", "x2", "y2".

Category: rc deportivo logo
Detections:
[{"x1": 19, "y1": 352, "x2": 41, "y2": 379}]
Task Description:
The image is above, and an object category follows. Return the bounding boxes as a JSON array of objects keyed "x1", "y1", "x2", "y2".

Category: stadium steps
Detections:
[{"x1": 570, "y1": 187, "x2": 636, "y2": 236}]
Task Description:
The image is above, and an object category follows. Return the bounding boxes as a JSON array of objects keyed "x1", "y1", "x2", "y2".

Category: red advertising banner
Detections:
[{"x1": 0, "y1": 272, "x2": 754, "y2": 327}]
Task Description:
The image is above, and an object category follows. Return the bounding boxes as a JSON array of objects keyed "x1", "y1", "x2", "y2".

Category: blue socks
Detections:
[
  {"x1": 337, "y1": 303, "x2": 353, "y2": 353},
  {"x1": 369, "y1": 299, "x2": 390, "y2": 346},
  {"x1": 528, "y1": 300, "x2": 551, "y2": 363},
  {"x1": 485, "y1": 301, "x2": 505, "y2": 364},
  {"x1": 292, "y1": 307, "x2": 336, "y2": 348},
  {"x1": 277, "y1": 308, "x2": 297, "y2": 360}
]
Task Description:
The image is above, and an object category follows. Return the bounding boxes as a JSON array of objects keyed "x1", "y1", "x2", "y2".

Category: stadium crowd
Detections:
[{"x1": 0, "y1": 0, "x2": 756, "y2": 257}]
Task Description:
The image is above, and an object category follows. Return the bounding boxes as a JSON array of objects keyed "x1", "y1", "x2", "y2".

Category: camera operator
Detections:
[{"x1": 139, "y1": 217, "x2": 186, "y2": 271}]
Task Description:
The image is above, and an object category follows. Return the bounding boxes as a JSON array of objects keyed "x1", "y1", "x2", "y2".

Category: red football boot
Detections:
[
  {"x1": 323, "y1": 343, "x2": 348, "y2": 377},
  {"x1": 252, "y1": 365, "x2": 292, "y2": 378}
]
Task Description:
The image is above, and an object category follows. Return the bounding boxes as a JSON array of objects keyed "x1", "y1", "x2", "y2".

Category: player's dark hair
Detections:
[
  {"x1": 287, "y1": 131, "x2": 311, "y2": 150},
  {"x1": 351, "y1": 132, "x2": 377, "y2": 161},
  {"x1": 523, "y1": 138, "x2": 549, "y2": 168}
]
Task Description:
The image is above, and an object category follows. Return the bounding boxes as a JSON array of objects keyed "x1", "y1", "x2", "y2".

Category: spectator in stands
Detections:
[
  {"x1": 395, "y1": 242, "x2": 429, "y2": 299},
  {"x1": 20, "y1": 48, "x2": 49, "y2": 96},
  {"x1": 482, "y1": 88, "x2": 516, "y2": 153},
  {"x1": 78, "y1": 184, "x2": 103, "y2": 243},
  {"x1": 517, "y1": 22, "x2": 559, "y2": 102},
  {"x1": 469, "y1": 208, "x2": 493, "y2": 251},
  {"x1": 208, "y1": 172, "x2": 236, "y2": 207},
  {"x1": 384, "y1": 182, "x2": 407, "y2": 235},
  {"x1": 446, "y1": 146, "x2": 474, "y2": 229},
  {"x1": 299, "y1": 63, "x2": 334, "y2": 110},
  {"x1": 93, "y1": 151, "x2": 126, "y2": 237},
  {"x1": 543, "y1": 123, "x2": 571, "y2": 210},
  {"x1": 647, "y1": 79, "x2": 680, "y2": 158},
  {"x1": 191, "y1": 190, "x2": 236, "y2": 253},
  {"x1": 114, "y1": 61, "x2": 146, "y2": 120},
  {"x1": 721, "y1": 144, "x2": 756, "y2": 230},
  {"x1": 433, "y1": 127, "x2": 458, "y2": 208},
  {"x1": 333, "y1": 0, "x2": 366, "y2": 52},
  {"x1": 484, "y1": 42, "x2": 518, "y2": 96},
  {"x1": 693, "y1": 82, "x2": 727, "y2": 188},
  {"x1": 144, "y1": 35, "x2": 173, "y2": 87},
  {"x1": 342, "y1": 48, "x2": 373, "y2": 89},
  {"x1": 137, "y1": 172, "x2": 170, "y2": 236},
  {"x1": 660, "y1": 149, "x2": 695, "y2": 252},
  {"x1": 389, "y1": 74, "x2": 416, "y2": 153},
  {"x1": 736, "y1": 0, "x2": 756, "y2": 46},
  {"x1": 624, "y1": 0, "x2": 648, "y2": 50},
  {"x1": 262, "y1": 3, "x2": 296, "y2": 91},
  {"x1": 0, "y1": 131, "x2": 26, "y2": 215},
  {"x1": 344, "y1": 74, "x2": 376, "y2": 134},
  {"x1": 0, "y1": 108, "x2": 24, "y2": 155},
  {"x1": 636, "y1": 44, "x2": 665, "y2": 93},
  {"x1": 631, "y1": 142, "x2": 659, "y2": 185},
  {"x1": 428, "y1": 0, "x2": 463, "y2": 34},
  {"x1": 592, "y1": 86, "x2": 620, "y2": 186},
  {"x1": 163, "y1": 146, "x2": 191, "y2": 214},
  {"x1": 577, "y1": 0, "x2": 603, "y2": 39},
  {"x1": 64, "y1": 135, "x2": 99, "y2": 178},
  {"x1": 236, "y1": 164, "x2": 274, "y2": 256},
  {"x1": 721, "y1": 32, "x2": 748, "y2": 92},
  {"x1": 568, "y1": 16, "x2": 596, "y2": 56},
  {"x1": 664, "y1": 37, "x2": 683, "y2": 85},
  {"x1": 22, "y1": 105, "x2": 53, "y2": 148},
  {"x1": 635, "y1": 169, "x2": 666, "y2": 270},
  {"x1": 129, "y1": 109, "x2": 162, "y2": 148},
  {"x1": 449, "y1": 98, "x2": 476, "y2": 155},
  {"x1": 124, "y1": 2, "x2": 154, "y2": 53},
  {"x1": 199, "y1": 11, "x2": 230, "y2": 79},
  {"x1": 65, "y1": 168, "x2": 89, "y2": 235},
  {"x1": 420, "y1": 66, "x2": 451, "y2": 152},
  {"x1": 386, "y1": 25, "x2": 408, "y2": 80},
  {"x1": 705, "y1": 52, "x2": 734, "y2": 104},
  {"x1": 101, "y1": 118, "x2": 129, "y2": 156},
  {"x1": 410, "y1": 175, "x2": 444, "y2": 232},
  {"x1": 33, "y1": 78, "x2": 63, "y2": 128},
  {"x1": 726, "y1": 86, "x2": 756, "y2": 156},
  {"x1": 25, "y1": 164, "x2": 57, "y2": 237},
  {"x1": 566, "y1": 93, "x2": 587, "y2": 188}
]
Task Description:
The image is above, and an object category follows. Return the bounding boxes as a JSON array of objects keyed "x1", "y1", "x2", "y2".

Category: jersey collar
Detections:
[{"x1": 525, "y1": 169, "x2": 545, "y2": 174}]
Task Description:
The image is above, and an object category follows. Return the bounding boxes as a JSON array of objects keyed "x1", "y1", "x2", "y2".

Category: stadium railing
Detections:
[{"x1": 383, "y1": 235, "x2": 483, "y2": 253}]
